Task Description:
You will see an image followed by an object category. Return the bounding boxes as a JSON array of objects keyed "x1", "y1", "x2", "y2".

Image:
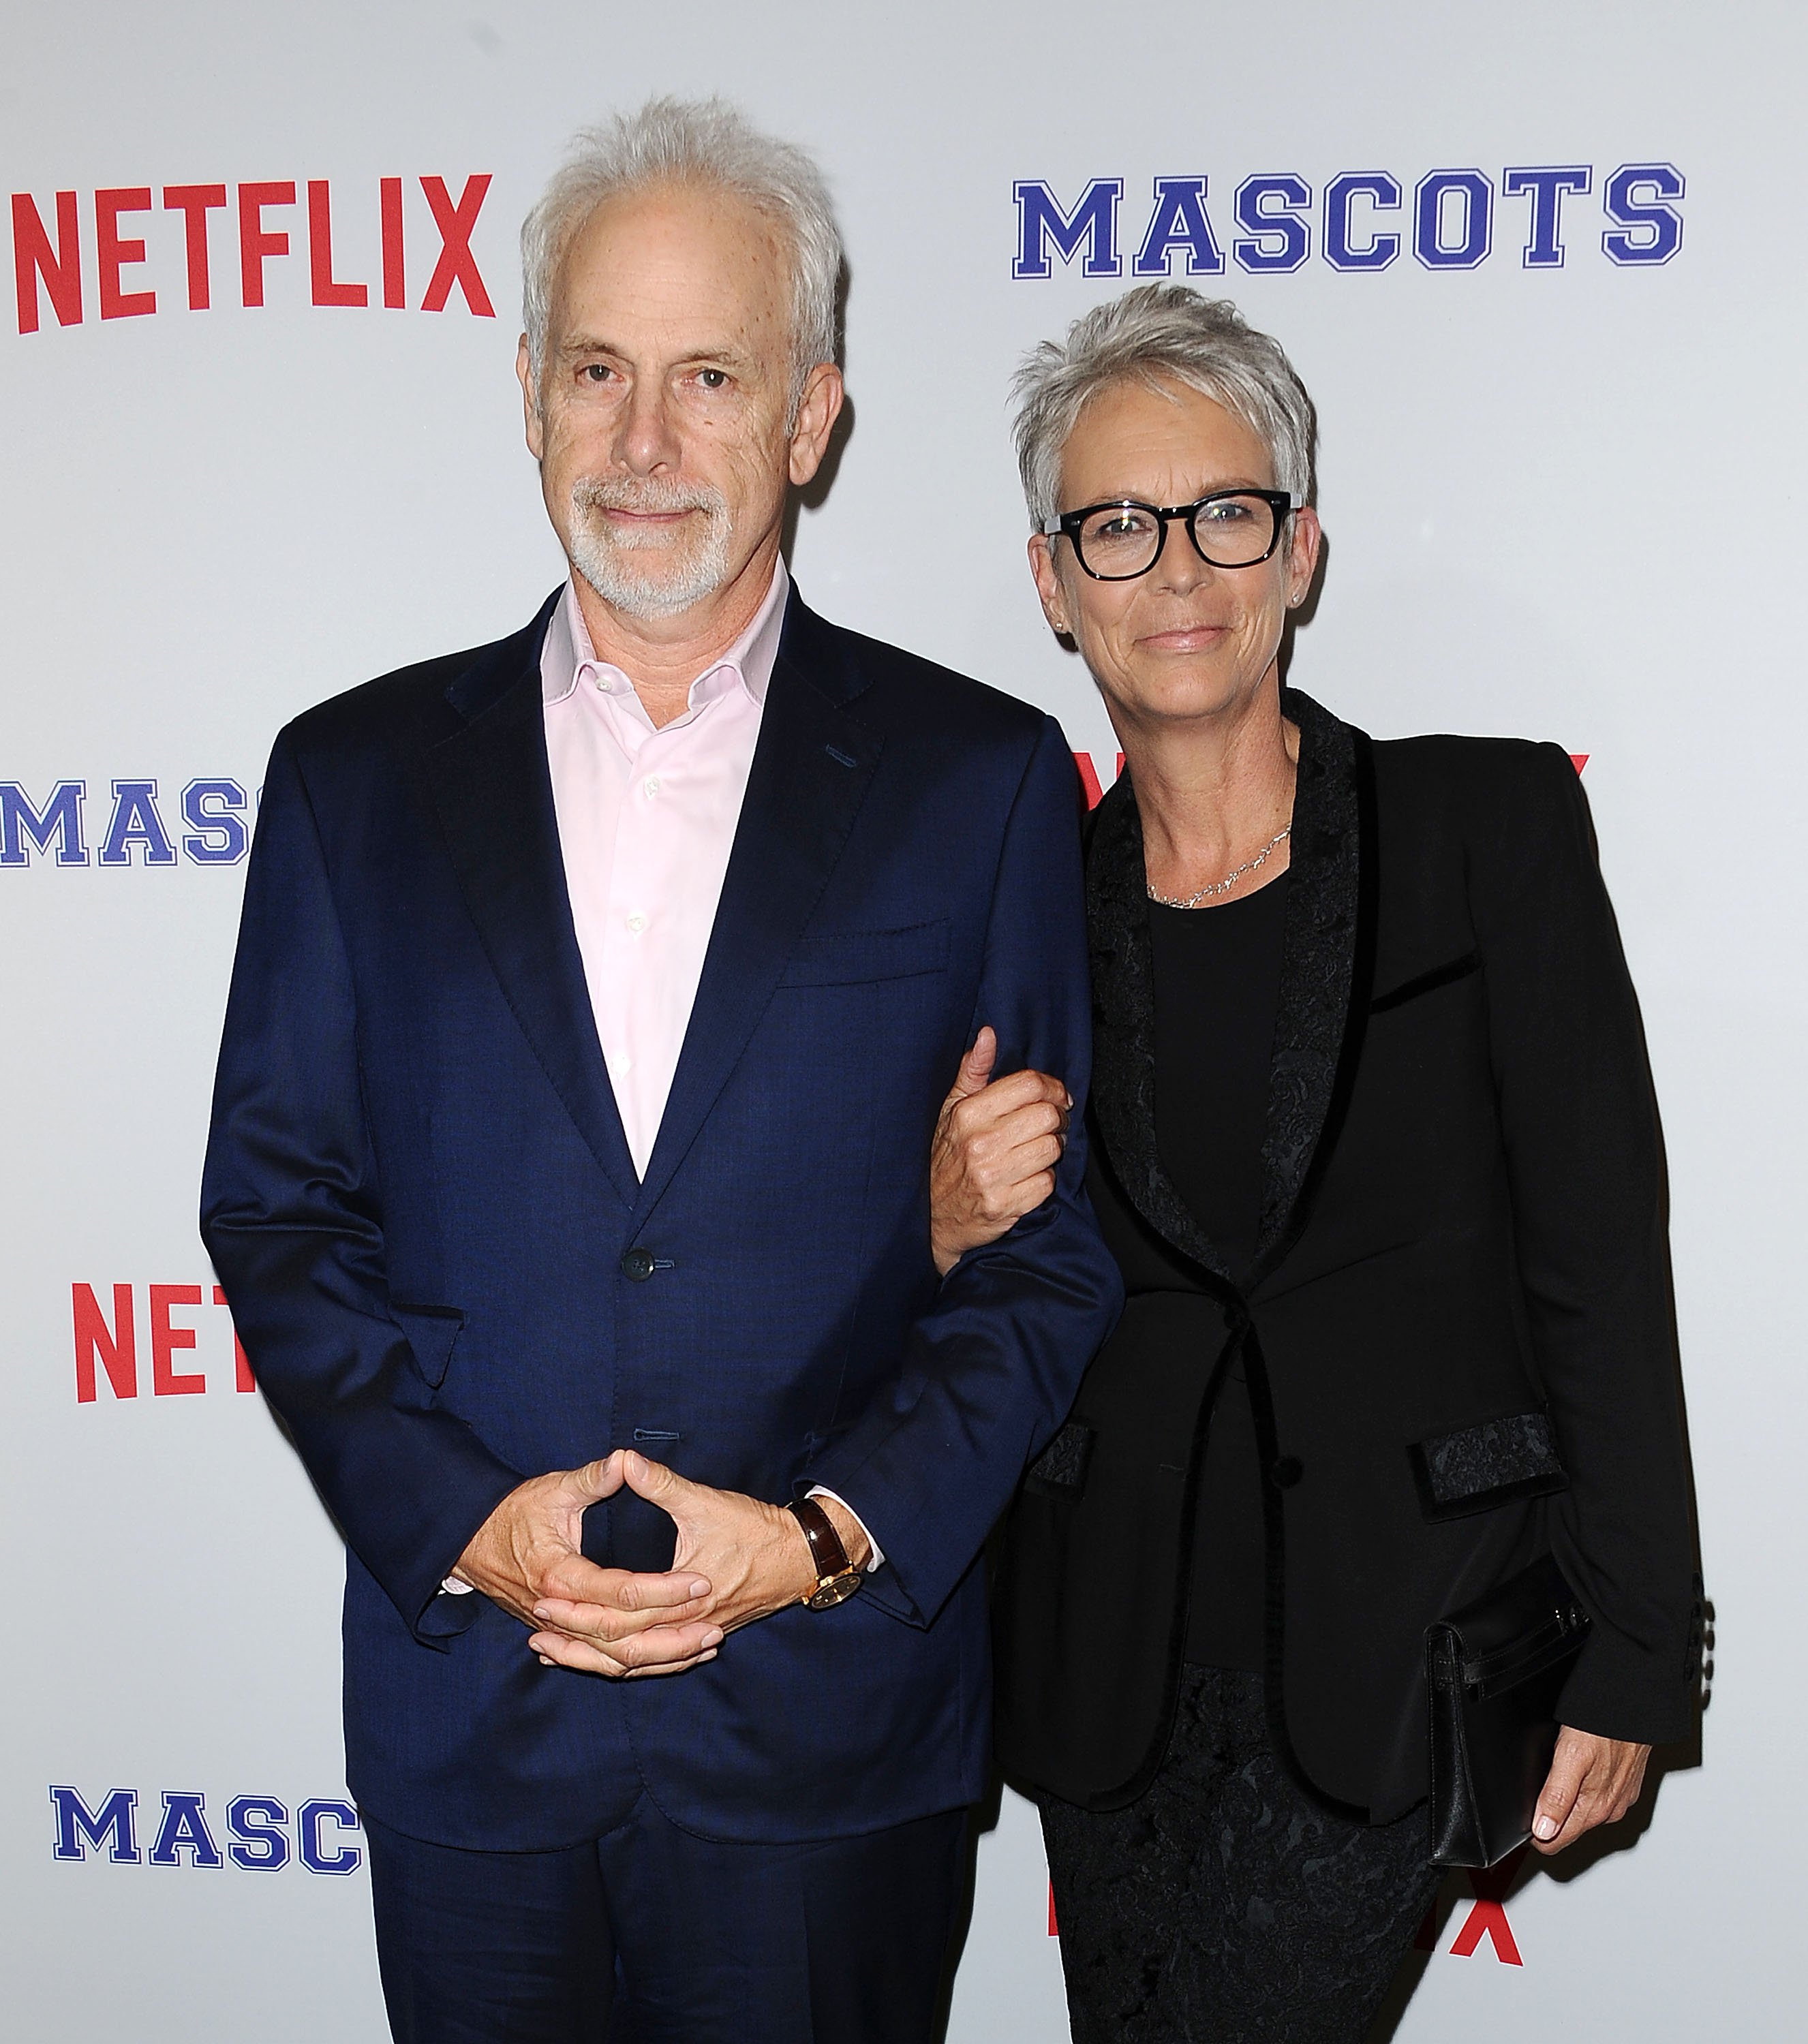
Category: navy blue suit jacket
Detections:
[{"x1": 200, "y1": 586, "x2": 1122, "y2": 1850}]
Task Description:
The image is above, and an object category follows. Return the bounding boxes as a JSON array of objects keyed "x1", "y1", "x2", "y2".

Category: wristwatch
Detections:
[{"x1": 785, "y1": 1496, "x2": 864, "y2": 1610}]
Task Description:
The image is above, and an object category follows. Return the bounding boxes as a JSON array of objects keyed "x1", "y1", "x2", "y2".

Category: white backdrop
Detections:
[{"x1": 3, "y1": 3, "x2": 1802, "y2": 2035}]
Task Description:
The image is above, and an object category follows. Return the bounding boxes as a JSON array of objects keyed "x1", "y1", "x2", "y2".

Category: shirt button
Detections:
[
  {"x1": 644, "y1": 777, "x2": 661, "y2": 799},
  {"x1": 626, "y1": 911, "x2": 646, "y2": 934},
  {"x1": 1268, "y1": 1455, "x2": 1304, "y2": 1489},
  {"x1": 620, "y1": 1247, "x2": 656, "y2": 1282}
]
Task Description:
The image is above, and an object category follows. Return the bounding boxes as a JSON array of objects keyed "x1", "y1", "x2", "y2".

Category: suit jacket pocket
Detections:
[
  {"x1": 778, "y1": 918, "x2": 949, "y2": 987},
  {"x1": 1409, "y1": 1409, "x2": 1568, "y2": 1521},
  {"x1": 390, "y1": 1302, "x2": 466, "y2": 1389},
  {"x1": 1370, "y1": 950, "x2": 1481, "y2": 1014}
]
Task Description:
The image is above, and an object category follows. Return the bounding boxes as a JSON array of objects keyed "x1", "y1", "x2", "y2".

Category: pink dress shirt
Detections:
[{"x1": 542, "y1": 561, "x2": 786, "y2": 1179}]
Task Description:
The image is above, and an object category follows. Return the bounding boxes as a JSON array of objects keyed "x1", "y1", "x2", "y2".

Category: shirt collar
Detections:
[{"x1": 540, "y1": 556, "x2": 789, "y2": 715}]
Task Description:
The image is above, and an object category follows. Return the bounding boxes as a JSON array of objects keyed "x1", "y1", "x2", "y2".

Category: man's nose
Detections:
[{"x1": 613, "y1": 377, "x2": 682, "y2": 475}]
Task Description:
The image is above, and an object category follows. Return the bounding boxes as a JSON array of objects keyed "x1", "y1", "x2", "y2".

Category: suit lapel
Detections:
[
  {"x1": 423, "y1": 593, "x2": 640, "y2": 1209},
  {"x1": 1251, "y1": 690, "x2": 1377, "y2": 1277},
  {"x1": 1084, "y1": 688, "x2": 1376, "y2": 1290},
  {"x1": 632, "y1": 593, "x2": 883, "y2": 1218},
  {"x1": 1086, "y1": 780, "x2": 1239, "y2": 1286}
]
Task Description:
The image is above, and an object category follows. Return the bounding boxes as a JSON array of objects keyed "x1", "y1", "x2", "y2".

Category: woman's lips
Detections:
[{"x1": 1139, "y1": 623, "x2": 1230, "y2": 652}]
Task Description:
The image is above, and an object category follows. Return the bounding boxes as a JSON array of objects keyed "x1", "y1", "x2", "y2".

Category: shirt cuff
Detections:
[
  {"x1": 440, "y1": 1576, "x2": 474, "y2": 1595},
  {"x1": 807, "y1": 1486, "x2": 885, "y2": 1572}
]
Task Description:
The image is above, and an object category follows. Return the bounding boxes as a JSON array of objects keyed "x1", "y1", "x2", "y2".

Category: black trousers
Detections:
[
  {"x1": 1040, "y1": 1668, "x2": 1439, "y2": 2044},
  {"x1": 364, "y1": 1797, "x2": 967, "y2": 2044}
]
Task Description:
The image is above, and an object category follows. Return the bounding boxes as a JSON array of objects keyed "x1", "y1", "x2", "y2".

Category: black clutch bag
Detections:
[{"x1": 1426, "y1": 1553, "x2": 1593, "y2": 1868}]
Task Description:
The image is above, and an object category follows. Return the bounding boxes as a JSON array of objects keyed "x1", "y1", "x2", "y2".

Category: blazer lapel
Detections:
[
  {"x1": 423, "y1": 593, "x2": 640, "y2": 1209},
  {"x1": 632, "y1": 592, "x2": 883, "y2": 1218},
  {"x1": 1084, "y1": 688, "x2": 1377, "y2": 1290},
  {"x1": 1086, "y1": 779, "x2": 1239, "y2": 1286},
  {"x1": 1251, "y1": 689, "x2": 1377, "y2": 1277}
]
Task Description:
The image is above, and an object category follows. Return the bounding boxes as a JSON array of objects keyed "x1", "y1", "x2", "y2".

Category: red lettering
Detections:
[
  {"x1": 1072, "y1": 750, "x2": 1126, "y2": 811},
  {"x1": 307, "y1": 179, "x2": 367, "y2": 307},
  {"x1": 238, "y1": 181, "x2": 295, "y2": 307},
  {"x1": 95, "y1": 188, "x2": 156, "y2": 320},
  {"x1": 213, "y1": 1286, "x2": 256, "y2": 1392},
  {"x1": 163, "y1": 184, "x2": 226, "y2": 309},
  {"x1": 1447, "y1": 1849, "x2": 1526, "y2": 1965},
  {"x1": 420, "y1": 174, "x2": 494, "y2": 315},
  {"x1": 12, "y1": 191, "x2": 82, "y2": 332},
  {"x1": 380, "y1": 176, "x2": 405, "y2": 309},
  {"x1": 150, "y1": 1284, "x2": 206, "y2": 1396},
  {"x1": 73, "y1": 1283, "x2": 136, "y2": 1402}
]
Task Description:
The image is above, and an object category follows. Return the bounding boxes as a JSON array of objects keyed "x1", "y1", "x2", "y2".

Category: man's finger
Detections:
[
  {"x1": 556, "y1": 1451, "x2": 627, "y2": 1507},
  {"x1": 531, "y1": 1579, "x2": 714, "y2": 1638},
  {"x1": 944, "y1": 1026, "x2": 998, "y2": 1105},
  {"x1": 620, "y1": 1451, "x2": 698, "y2": 1509},
  {"x1": 1532, "y1": 1730, "x2": 1592, "y2": 1845},
  {"x1": 528, "y1": 1618, "x2": 723, "y2": 1675}
]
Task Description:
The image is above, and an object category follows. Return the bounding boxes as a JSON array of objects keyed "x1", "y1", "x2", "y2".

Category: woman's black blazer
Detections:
[{"x1": 993, "y1": 688, "x2": 1699, "y2": 1823}]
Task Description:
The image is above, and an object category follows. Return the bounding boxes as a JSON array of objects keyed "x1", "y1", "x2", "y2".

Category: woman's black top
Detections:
[{"x1": 1148, "y1": 874, "x2": 1289, "y2": 1672}]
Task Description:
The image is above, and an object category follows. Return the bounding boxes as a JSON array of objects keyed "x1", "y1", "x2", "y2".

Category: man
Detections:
[{"x1": 200, "y1": 96, "x2": 1120, "y2": 2043}]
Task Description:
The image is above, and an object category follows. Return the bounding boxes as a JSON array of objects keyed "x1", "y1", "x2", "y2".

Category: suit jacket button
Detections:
[
  {"x1": 620, "y1": 1247, "x2": 656, "y2": 1282},
  {"x1": 1269, "y1": 1455, "x2": 1304, "y2": 1489}
]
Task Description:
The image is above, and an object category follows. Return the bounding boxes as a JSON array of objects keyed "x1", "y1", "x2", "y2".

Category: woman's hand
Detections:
[
  {"x1": 929, "y1": 1026, "x2": 1071, "y2": 1275},
  {"x1": 1531, "y1": 1729, "x2": 1652, "y2": 1852}
]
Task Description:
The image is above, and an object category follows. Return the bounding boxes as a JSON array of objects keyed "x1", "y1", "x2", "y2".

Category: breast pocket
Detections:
[{"x1": 778, "y1": 918, "x2": 950, "y2": 988}]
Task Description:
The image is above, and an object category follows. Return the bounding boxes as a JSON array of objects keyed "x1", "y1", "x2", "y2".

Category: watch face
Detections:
[{"x1": 805, "y1": 1570, "x2": 863, "y2": 1611}]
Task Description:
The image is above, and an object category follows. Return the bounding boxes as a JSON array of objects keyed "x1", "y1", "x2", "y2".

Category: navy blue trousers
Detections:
[{"x1": 364, "y1": 1796, "x2": 968, "y2": 2044}]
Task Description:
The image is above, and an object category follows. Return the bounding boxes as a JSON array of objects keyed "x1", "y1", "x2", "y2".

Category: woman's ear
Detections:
[
  {"x1": 1287, "y1": 504, "x2": 1322, "y2": 607},
  {"x1": 1028, "y1": 532, "x2": 1073, "y2": 636}
]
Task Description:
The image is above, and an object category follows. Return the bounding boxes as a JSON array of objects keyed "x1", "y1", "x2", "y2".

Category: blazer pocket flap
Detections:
[
  {"x1": 780, "y1": 919, "x2": 949, "y2": 987},
  {"x1": 1409, "y1": 1410, "x2": 1568, "y2": 1521},
  {"x1": 1370, "y1": 950, "x2": 1481, "y2": 1014},
  {"x1": 1025, "y1": 1419, "x2": 1096, "y2": 1501},
  {"x1": 391, "y1": 1302, "x2": 466, "y2": 1389}
]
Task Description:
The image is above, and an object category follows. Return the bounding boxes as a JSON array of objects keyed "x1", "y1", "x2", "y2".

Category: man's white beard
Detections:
[{"x1": 568, "y1": 474, "x2": 735, "y2": 621}]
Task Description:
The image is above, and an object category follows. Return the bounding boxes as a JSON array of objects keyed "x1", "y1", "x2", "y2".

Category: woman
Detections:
[{"x1": 930, "y1": 285, "x2": 1698, "y2": 2042}]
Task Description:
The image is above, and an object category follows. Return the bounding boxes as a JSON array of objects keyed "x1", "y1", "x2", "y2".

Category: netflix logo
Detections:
[
  {"x1": 72, "y1": 1282, "x2": 253, "y2": 1403},
  {"x1": 10, "y1": 174, "x2": 495, "y2": 335}
]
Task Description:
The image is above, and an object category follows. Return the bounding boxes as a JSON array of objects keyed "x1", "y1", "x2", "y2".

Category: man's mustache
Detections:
[{"x1": 571, "y1": 476, "x2": 729, "y2": 521}]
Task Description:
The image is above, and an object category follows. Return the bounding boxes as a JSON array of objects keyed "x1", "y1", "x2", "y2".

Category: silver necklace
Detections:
[{"x1": 1146, "y1": 824, "x2": 1291, "y2": 910}]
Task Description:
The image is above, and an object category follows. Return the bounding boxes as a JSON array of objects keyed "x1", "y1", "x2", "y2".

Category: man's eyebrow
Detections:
[{"x1": 555, "y1": 335, "x2": 761, "y2": 371}]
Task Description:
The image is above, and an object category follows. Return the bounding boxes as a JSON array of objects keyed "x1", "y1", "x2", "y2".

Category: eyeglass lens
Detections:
[{"x1": 1075, "y1": 495, "x2": 1280, "y2": 578}]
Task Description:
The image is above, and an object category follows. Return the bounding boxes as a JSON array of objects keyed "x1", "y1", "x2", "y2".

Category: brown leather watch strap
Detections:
[{"x1": 784, "y1": 1496, "x2": 863, "y2": 1609}]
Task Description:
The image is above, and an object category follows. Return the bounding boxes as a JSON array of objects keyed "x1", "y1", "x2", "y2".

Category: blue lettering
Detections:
[
  {"x1": 1603, "y1": 162, "x2": 1685, "y2": 265},
  {"x1": 1013, "y1": 179, "x2": 1123, "y2": 279},
  {"x1": 1323, "y1": 173, "x2": 1402, "y2": 271},
  {"x1": 1502, "y1": 166, "x2": 1592, "y2": 268},
  {"x1": 1414, "y1": 169, "x2": 1492, "y2": 270},
  {"x1": 50, "y1": 1784, "x2": 139, "y2": 1862},
  {"x1": 181, "y1": 778, "x2": 249, "y2": 865},
  {"x1": 226, "y1": 1795, "x2": 290, "y2": 1871},
  {"x1": 1233, "y1": 174, "x2": 1311, "y2": 273},
  {"x1": 298, "y1": 1797, "x2": 362, "y2": 1876},
  {"x1": 149, "y1": 1791, "x2": 222, "y2": 1868},
  {"x1": 1132, "y1": 177, "x2": 1224, "y2": 276},
  {"x1": 98, "y1": 779, "x2": 176, "y2": 866},
  {"x1": 1, "y1": 779, "x2": 87, "y2": 866}
]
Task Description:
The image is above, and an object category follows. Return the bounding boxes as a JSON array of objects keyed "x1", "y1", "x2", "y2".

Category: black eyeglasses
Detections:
[{"x1": 1041, "y1": 489, "x2": 1302, "y2": 580}]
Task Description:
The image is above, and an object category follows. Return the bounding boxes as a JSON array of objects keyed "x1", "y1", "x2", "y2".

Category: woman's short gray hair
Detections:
[
  {"x1": 1012, "y1": 285, "x2": 1317, "y2": 529},
  {"x1": 521, "y1": 97, "x2": 844, "y2": 408}
]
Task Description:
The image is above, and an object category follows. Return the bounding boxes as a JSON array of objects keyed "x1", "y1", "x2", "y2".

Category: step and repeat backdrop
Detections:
[{"x1": 3, "y1": 3, "x2": 1801, "y2": 2037}]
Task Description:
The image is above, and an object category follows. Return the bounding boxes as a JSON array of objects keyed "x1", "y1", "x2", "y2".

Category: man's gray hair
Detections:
[
  {"x1": 1012, "y1": 285, "x2": 1317, "y2": 529},
  {"x1": 521, "y1": 96, "x2": 844, "y2": 405}
]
